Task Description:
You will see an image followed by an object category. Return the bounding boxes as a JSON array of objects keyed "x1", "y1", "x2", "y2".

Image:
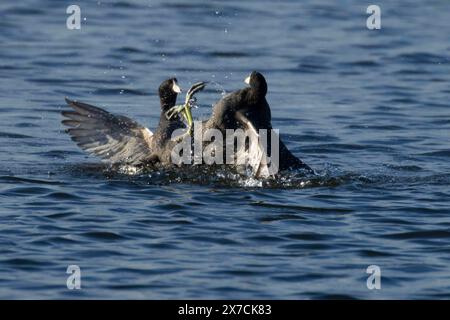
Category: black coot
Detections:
[
  {"x1": 62, "y1": 78, "x2": 185, "y2": 166},
  {"x1": 203, "y1": 71, "x2": 312, "y2": 176}
]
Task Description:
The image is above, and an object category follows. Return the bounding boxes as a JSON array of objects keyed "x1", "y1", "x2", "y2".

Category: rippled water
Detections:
[{"x1": 1, "y1": 0, "x2": 450, "y2": 299}]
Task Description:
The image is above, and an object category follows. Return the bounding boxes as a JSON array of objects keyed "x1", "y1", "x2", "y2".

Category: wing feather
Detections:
[
  {"x1": 235, "y1": 112, "x2": 276, "y2": 178},
  {"x1": 62, "y1": 98, "x2": 154, "y2": 165}
]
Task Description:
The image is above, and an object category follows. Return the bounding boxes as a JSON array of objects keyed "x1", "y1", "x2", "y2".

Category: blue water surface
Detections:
[{"x1": 0, "y1": 0, "x2": 450, "y2": 299}]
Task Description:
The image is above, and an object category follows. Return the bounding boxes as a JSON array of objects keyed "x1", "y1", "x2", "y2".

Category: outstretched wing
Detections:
[
  {"x1": 62, "y1": 98, "x2": 154, "y2": 165},
  {"x1": 234, "y1": 112, "x2": 278, "y2": 178}
]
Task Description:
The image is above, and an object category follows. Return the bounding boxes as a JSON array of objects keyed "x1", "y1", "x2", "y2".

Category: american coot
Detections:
[
  {"x1": 62, "y1": 78, "x2": 203, "y2": 167},
  {"x1": 200, "y1": 71, "x2": 313, "y2": 176}
]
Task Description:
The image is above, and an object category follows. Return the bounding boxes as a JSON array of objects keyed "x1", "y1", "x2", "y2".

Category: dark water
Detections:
[{"x1": 1, "y1": 0, "x2": 450, "y2": 299}]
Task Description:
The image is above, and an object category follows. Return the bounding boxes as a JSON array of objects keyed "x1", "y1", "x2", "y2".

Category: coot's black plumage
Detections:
[
  {"x1": 62, "y1": 78, "x2": 185, "y2": 166},
  {"x1": 204, "y1": 71, "x2": 312, "y2": 174},
  {"x1": 204, "y1": 71, "x2": 271, "y2": 131},
  {"x1": 146, "y1": 78, "x2": 186, "y2": 165}
]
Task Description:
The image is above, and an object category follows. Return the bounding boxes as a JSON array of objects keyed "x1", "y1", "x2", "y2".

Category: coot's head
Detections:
[
  {"x1": 244, "y1": 71, "x2": 267, "y2": 97},
  {"x1": 159, "y1": 78, "x2": 181, "y2": 110}
]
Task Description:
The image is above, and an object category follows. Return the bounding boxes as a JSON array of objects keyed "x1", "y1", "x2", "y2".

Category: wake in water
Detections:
[
  {"x1": 63, "y1": 162, "x2": 315, "y2": 188},
  {"x1": 58, "y1": 161, "x2": 364, "y2": 189},
  {"x1": 56, "y1": 160, "x2": 450, "y2": 190}
]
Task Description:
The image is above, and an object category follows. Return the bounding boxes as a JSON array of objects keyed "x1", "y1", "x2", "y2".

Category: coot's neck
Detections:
[
  {"x1": 247, "y1": 82, "x2": 267, "y2": 104},
  {"x1": 159, "y1": 93, "x2": 177, "y2": 112},
  {"x1": 157, "y1": 94, "x2": 179, "y2": 129}
]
